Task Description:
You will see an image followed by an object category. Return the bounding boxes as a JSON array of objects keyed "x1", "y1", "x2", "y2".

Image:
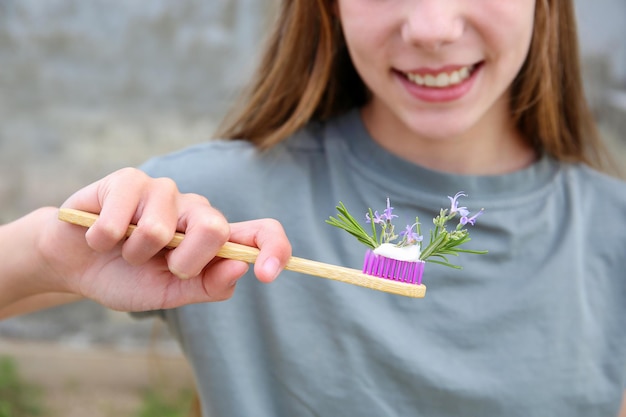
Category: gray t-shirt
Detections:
[{"x1": 140, "y1": 109, "x2": 626, "y2": 417}]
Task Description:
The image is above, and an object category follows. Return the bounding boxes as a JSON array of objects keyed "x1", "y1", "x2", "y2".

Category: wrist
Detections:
[
  {"x1": 0, "y1": 208, "x2": 72, "y2": 303},
  {"x1": 0, "y1": 207, "x2": 88, "y2": 318},
  {"x1": 0, "y1": 210, "x2": 40, "y2": 307},
  {"x1": 32, "y1": 206, "x2": 81, "y2": 294}
]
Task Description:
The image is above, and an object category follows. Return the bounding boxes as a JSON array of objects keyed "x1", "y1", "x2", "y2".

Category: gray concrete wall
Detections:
[
  {"x1": 575, "y1": 0, "x2": 626, "y2": 82},
  {"x1": 0, "y1": 0, "x2": 276, "y2": 222},
  {"x1": 0, "y1": 0, "x2": 625, "y2": 350}
]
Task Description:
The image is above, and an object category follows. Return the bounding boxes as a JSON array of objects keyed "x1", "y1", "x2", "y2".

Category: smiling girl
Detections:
[{"x1": 1, "y1": 1, "x2": 625, "y2": 416}]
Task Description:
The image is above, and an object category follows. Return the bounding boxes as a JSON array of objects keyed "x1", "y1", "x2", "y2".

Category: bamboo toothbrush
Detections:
[{"x1": 58, "y1": 208, "x2": 426, "y2": 298}]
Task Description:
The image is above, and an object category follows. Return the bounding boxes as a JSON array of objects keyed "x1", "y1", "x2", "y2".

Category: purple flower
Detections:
[
  {"x1": 367, "y1": 198, "x2": 398, "y2": 224},
  {"x1": 365, "y1": 211, "x2": 383, "y2": 224},
  {"x1": 448, "y1": 191, "x2": 468, "y2": 215},
  {"x1": 400, "y1": 224, "x2": 423, "y2": 244},
  {"x1": 382, "y1": 197, "x2": 398, "y2": 221},
  {"x1": 460, "y1": 208, "x2": 484, "y2": 226}
]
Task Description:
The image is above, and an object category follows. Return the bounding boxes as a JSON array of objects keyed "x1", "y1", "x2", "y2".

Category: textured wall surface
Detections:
[{"x1": 0, "y1": 0, "x2": 273, "y2": 222}]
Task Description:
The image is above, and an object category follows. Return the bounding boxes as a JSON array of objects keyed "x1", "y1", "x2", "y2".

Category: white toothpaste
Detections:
[{"x1": 373, "y1": 243, "x2": 421, "y2": 262}]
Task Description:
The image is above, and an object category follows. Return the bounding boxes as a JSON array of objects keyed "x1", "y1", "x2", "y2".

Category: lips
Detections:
[{"x1": 395, "y1": 62, "x2": 482, "y2": 103}]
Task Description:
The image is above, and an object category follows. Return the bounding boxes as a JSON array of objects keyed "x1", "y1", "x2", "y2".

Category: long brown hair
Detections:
[
  {"x1": 215, "y1": 0, "x2": 615, "y2": 173},
  {"x1": 511, "y1": 0, "x2": 614, "y2": 172}
]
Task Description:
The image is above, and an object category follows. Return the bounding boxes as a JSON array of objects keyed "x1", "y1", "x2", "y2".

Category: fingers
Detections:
[
  {"x1": 159, "y1": 216, "x2": 292, "y2": 307},
  {"x1": 118, "y1": 177, "x2": 179, "y2": 265},
  {"x1": 62, "y1": 167, "x2": 151, "y2": 252},
  {"x1": 229, "y1": 219, "x2": 292, "y2": 283},
  {"x1": 169, "y1": 258, "x2": 250, "y2": 306},
  {"x1": 163, "y1": 199, "x2": 292, "y2": 283},
  {"x1": 165, "y1": 194, "x2": 232, "y2": 279},
  {"x1": 60, "y1": 167, "x2": 292, "y2": 300}
]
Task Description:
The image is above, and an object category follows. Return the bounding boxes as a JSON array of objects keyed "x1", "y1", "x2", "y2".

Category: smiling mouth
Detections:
[{"x1": 403, "y1": 64, "x2": 478, "y2": 88}]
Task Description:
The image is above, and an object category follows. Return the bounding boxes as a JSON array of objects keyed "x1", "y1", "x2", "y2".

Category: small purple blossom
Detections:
[
  {"x1": 448, "y1": 191, "x2": 468, "y2": 215},
  {"x1": 366, "y1": 198, "x2": 398, "y2": 224},
  {"x1": 400, "y1": 224, "x2": 423, "y2": 244},
  {"x1": 382, "y1": 197, "x2": 398, "y2": 221},
  {"x1": 365, "y1": 211, "x2": 384, "y2": 224},
  {"x1": 460, "y1": 208, "x2": 484, "y2": 226}
]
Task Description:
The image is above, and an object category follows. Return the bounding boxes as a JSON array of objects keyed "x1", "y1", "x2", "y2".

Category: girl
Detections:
[{"x1": 3, "y1": 1, "x2": 626, "y2": 416}]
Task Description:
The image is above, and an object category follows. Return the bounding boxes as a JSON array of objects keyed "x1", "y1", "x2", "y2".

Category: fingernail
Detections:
[{"x1": 262, "y1": 257, "x2": 281, "y2": 281}]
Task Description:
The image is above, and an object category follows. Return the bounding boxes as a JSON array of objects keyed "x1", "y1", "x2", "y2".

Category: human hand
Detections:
[{"x1": 37, "y1": 167, "x2": 292, "y2": 311}]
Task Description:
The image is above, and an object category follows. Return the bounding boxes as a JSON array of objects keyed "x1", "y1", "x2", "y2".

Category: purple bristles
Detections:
[{"x1": 362, "y1": 250, "x2": 424, "y2": 285}]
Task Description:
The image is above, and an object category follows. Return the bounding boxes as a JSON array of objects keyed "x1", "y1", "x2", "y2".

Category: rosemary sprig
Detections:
[{"x1": 326, "y1": 202, "x2": 378, "y2": 249}]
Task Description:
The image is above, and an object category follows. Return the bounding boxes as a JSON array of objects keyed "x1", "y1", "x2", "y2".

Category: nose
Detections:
[{"x1": 401, "y1": 0, "x2": 464, "y2": 51}]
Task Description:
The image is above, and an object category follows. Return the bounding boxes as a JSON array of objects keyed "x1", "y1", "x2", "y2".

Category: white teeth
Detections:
[
  {"x1": 435, "y1": 73, "x2": 449, "y2": 87},
  {"x1": 406, "y1": 65, "x2": 474, "y2": 88},
  {"x1": 449, "y1": 71, "x2": 460, "y2": 84}
]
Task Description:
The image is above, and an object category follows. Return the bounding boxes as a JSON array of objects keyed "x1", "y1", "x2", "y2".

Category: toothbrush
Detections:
[{"x1": 57, "y1": 208, "x2": 426, "y2": 298}]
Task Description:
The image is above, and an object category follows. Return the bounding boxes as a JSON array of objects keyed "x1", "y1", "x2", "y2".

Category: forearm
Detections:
[
  {"x1": 0, "y1": 207, "x2": 77, "y2": 318},
  {"x1": 0, "y1": 293, "x2": 83, "y2": 320}
]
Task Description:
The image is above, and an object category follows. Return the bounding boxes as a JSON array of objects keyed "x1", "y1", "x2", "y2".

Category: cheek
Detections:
[
  {"x1": 494, "y1": 3, "x2": 535, "y2": 61},
  {"x1": 341, "y1": 22, "x2": 373, "y2": 62},
  {"x1": 338, "y1": 3, "x2": 393, "y2": 67},
  {"x1": 478, "y1": 3, "x2": 535, "y2": 80},
  {"x1": 339, "y1": 24, "x2": 377, "y2": 85}
]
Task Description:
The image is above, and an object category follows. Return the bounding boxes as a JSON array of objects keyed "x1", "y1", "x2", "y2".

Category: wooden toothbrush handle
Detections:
[{"x1": 57, "y1": 208, "x2": 426, "y2": 298}]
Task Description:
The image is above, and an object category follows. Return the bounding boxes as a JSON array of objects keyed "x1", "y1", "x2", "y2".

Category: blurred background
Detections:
[{"x1": 0, "y1": 1, "x2": 625, "y2": 416}]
